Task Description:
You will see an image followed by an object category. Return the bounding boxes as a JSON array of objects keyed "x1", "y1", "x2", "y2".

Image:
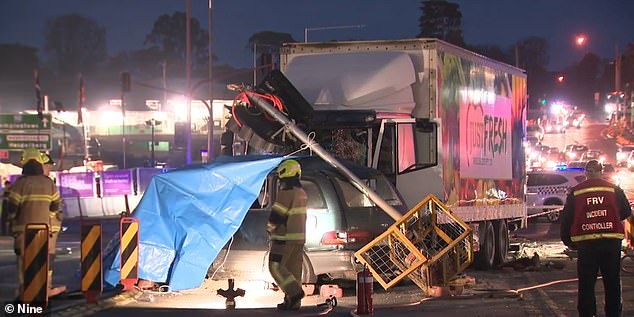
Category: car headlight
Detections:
[
  {"x1": 612, "y1": 175, "x2": 622, "y2": 186},
  {"x1": 569, "y1": 152, "x2": 577, "y2": 159}
]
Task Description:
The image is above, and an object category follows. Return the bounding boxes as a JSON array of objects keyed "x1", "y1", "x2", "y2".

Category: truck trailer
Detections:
[{"x1": 224, "y1": 38, "x2": 527, "y2": 269}]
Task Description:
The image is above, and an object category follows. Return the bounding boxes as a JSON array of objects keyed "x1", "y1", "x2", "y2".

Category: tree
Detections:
[
  {"x1": 44, "y1": 14, "x2": 107, "y2": 76},
  {"x1": 0, "y1": 43, "x2": 39, "y2": 81},
  {"x1": 145, "y1": 11, "x2": 209, "y2": 73},
  {"x1": 417, "y1": 0, "x2": 465, "y2": 47},
  {"x1": 514, "y1": 37, "x2": 549, "y2": 72}
]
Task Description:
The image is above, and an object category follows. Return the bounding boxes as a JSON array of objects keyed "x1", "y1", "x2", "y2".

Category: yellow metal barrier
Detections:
[{"x1": 354, "y1": 194, "x2": 473, "y2": 294}]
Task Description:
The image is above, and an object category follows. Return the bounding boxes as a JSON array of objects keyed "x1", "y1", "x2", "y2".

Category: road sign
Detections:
[{"x1": 0, "y1": 113, "x2": 52, "y2": 150}]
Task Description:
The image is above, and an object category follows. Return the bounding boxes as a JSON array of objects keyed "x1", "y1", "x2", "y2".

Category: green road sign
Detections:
[
  {"x1": 0, "y1": 113, "x2": 52, "y2": 150},
  {"x1": 0, "y1": 113, "x2": 52, "y2": 131}
]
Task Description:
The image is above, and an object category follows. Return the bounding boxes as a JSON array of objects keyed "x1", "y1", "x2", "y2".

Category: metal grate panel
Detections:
[{"x1": 355, "y1": 194, "x2": 473, "y2": 294}]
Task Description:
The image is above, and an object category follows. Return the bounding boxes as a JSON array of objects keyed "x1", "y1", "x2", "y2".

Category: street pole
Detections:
[
  {"x1": 253, "y1": 42, "x2": 257, "y2": 86},
  {"x1": 121, "y1": 93, "x2": 126, "y2": 169},
  {"x1": 161, "y1": 60, "x2": 167, "y2": 112},
  {"x1": 151, "y1": 119, "x2": 155, "y2": 166},
  {"x1": 208, "y1": 0, "x2": 214, "y2": 161},
  {"x1": 616, "y1": 44, "x2": 622, "y2": 93},
  {"x1": 185, "y1": 0, "x2": 192, "y2": 165}
]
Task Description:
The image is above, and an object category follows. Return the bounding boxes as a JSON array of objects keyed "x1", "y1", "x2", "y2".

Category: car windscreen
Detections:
[
  {"x1": 527, "y1": 173, "x2": 569, "y2": 186},
  {"x1": 333, "y1": 176, "x2": 402, "y2": 208}
]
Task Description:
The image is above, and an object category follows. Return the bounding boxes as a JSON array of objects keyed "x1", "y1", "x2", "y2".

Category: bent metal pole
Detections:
[{"x1": 246, "y1": 93, "x2": 401, "y2": 221}]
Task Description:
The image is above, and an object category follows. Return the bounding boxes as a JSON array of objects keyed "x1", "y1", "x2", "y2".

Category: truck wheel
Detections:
[
  {"x1": 493, "y1": 220, "x2": 509, "y2": 266},
  {"x1": 474, "y1": 221, "x2": 495, "y2": 270}
]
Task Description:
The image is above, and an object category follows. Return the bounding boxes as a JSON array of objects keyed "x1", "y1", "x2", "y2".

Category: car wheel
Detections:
[
  {"x1": 301, "y1": 251, "x2": 317, "y2": 284},
  {"x1": 546, "y1": 210, "x2": 560, "y2": 223},
  {"x1": 493, "y1": 220, "x2": 509, "y2": 266},
  {"x1": 543, "y1": 198, "x2": 563, "y2": 223},
  {"x1": 474, "y1": 221, "x2": 495, "y2": 270}
]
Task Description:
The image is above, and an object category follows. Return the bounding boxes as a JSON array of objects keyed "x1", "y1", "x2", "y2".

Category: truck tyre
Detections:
[
  {"x1": 492, "y1": 220, "x2": 509, "y2": 266},
  {"x1": 474, "y1": 221, "x2": 495, "y2": 270}
]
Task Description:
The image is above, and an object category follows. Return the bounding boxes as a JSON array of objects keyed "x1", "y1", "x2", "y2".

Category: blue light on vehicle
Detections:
[{"x1": 555, "y1": 165, "x2": 584, "y2": 172}]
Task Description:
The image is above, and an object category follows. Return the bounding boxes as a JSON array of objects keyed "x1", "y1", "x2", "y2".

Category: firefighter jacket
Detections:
[
  {"x1": 267, "y1": 186, "x2": 307, "y2": 244},
  {"x1": 8, "y1": 174, "x2": 63, "y2": 234},
  {"x1": 560, "y1": 178, "x2": 632, "y2": 246}
]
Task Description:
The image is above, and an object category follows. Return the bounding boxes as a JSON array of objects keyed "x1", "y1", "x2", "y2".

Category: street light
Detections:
[
  {"x1": 304, "y1": 24, "x2": 365, "y2": 43},
  {"x1": 575, "y1": 34, "x2": 587, "y2": 47}
]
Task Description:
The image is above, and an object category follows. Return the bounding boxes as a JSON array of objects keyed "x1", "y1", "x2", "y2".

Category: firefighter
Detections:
[
  {"x1": 560, "y1": 160, "x2": 632, "y2": 317},
  {"x1": 8, "y1": 148, "x2": 63, "y2": 298},
  {"x1": 267, "y1": 159, "x2": 307, "y2": 311},
  {"x1": 1, "y1": 180, "x2": 11, "y2": 236}
]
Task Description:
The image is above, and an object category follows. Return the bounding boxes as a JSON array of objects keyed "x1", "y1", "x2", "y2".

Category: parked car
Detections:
[
  {"x1": 628, "y1": 150, "x2": 634, "y2": 171},
  {"x1": 563, "y1": 144, "x2": 588, "y2": 161},
  {"x1": 544, "y1": 119, "x2": 566, "y2": 134},
  {"x1": 580, "y1": 150, "x2": 607, "y2": 164},
  {"x1": 526, "y1": 169, "x2": 586, "y2": 223},
  {"x1": 207, "y1": 156, "x2": 406, "y2": 284},
  {"x1": 527, "y1": 124, "x2": 544, "y2": 141},
  {"x1": 616, "y1": 145, "x2": 634, "y2": 167},
  {"x1": 570, "y1": 111, "x2": 586, "y2": 128}
]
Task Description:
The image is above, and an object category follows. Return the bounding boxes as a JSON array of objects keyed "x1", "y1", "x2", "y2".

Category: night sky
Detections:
[{"x1": 1, "y1": 0, "x2": 633, "y2": 70}]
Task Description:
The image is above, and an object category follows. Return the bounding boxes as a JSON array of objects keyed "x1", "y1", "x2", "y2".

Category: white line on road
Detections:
[{"x1": 523, "y1": 272, "x2": 567, "y2": 316}]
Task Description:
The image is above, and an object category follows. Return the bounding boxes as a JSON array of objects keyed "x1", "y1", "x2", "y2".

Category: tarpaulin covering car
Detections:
[{"x1": 102, "y1": 155, "x2": 287, "y2": 291}]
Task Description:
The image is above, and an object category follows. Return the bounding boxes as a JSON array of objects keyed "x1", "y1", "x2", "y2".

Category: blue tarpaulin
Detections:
[{"x1": 103, "y1": 155, "x2": 287, "y2": 291}]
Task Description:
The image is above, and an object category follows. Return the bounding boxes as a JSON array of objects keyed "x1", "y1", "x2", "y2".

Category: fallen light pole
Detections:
[{"x1": 245, "y1": 92, "x2": 402, "y2": 221}]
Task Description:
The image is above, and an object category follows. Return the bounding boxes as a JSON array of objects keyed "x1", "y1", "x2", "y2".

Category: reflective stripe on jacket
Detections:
[
  {"x1": 9, "y1": 175, "x2": 63, "y2": 233},
  {"x1": 267, "y1": 186, "x2": 307, "y2": 243},
  {"x1": 570, "y1": 178, "x2": 624, "y2": 242}
]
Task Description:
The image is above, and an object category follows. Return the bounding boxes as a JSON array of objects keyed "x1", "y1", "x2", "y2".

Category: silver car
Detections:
[{"x1": 207, "y1": 157, "x2": 405, "y2": 284}]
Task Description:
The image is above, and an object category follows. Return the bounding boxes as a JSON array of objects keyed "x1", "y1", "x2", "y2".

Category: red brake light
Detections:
[{"x1": 320, "y1": 230, "x2": 372, "y2": 246}]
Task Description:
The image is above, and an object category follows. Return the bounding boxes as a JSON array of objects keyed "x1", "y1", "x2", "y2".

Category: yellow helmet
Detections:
[
  {"x1": 41, "y1": 153, "x2": 54, "y2": 165},
  {"x1": 277, "y1": 159, "x2": 301, "y2": 179},
  {"x1": 21, "y1": 148, "x2": 44, "y2": 165}
]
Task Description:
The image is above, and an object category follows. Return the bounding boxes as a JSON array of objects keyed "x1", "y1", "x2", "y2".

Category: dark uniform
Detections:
[
  {"x1": 561, "y1": 161, "x2": 632, "y2": 317},
  {"x1": 267, "y1": 159, "x2": 307, "y2": 311},
  {"x1": 8, "y1": 149, "x2": 63, "y2": 297}
]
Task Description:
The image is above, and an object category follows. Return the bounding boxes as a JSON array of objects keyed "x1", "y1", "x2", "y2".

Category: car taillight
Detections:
[{"x1": 320, "y1": 230, "x2": 371, "y2": 246}]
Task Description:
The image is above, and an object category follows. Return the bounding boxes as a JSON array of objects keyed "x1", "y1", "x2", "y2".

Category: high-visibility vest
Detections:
[
  {"x1": 9, "y1": 174, "x2": 63, "y2": 233},
  {"x1": 570, "y1": 178, "x2": 624, "y2": 242},
  {"x1": 268, "y1": 187, "x2": 307, "y2": 243}
]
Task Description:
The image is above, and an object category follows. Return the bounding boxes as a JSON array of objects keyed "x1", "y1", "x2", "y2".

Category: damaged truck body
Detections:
[{"x1": 216, "y1": 38, "x2": 527, "y2": 282}]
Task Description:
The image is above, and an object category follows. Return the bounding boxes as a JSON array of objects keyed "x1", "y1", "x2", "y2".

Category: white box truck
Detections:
[{"x1": 225, "y1": 38, "x2": 527, "y2": 269}]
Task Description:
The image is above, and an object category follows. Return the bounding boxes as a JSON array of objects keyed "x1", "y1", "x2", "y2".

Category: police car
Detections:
[{"x1": 526, "y1": 167, "x2": 586, "y2": 222}]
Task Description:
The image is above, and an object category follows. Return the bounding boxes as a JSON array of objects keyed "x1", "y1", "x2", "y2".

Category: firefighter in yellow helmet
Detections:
[
  {"x1": 8, "y1": 148, "x2": 63, "y2": 298},
  {"x1": 267, "y1": 159, "x2": 307, "y2": 310}
]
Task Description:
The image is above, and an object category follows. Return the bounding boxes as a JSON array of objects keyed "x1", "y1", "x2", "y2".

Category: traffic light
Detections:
[
  {"x1": 540, "y1": 99, "x2": 546, "y2": 105},
  {"x1": 557, "y1": 75, "x2": 565, "y2": 83}
]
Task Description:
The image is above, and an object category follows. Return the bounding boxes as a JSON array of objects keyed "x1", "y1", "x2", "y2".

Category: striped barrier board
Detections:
[
  {"x1": 81, "y1": 223, "x2": 102, "y2": 303},
  {"x1": 120, "y1": 217, "x2": 139, "y2": 290},
  {"x1": 22, "y1": 224, "x2": 49, "y2": 307}
]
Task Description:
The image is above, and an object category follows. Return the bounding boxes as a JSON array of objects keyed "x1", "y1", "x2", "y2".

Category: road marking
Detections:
[{"x1": 523, "y1": 272, "x2": 567, "y2": 316}]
